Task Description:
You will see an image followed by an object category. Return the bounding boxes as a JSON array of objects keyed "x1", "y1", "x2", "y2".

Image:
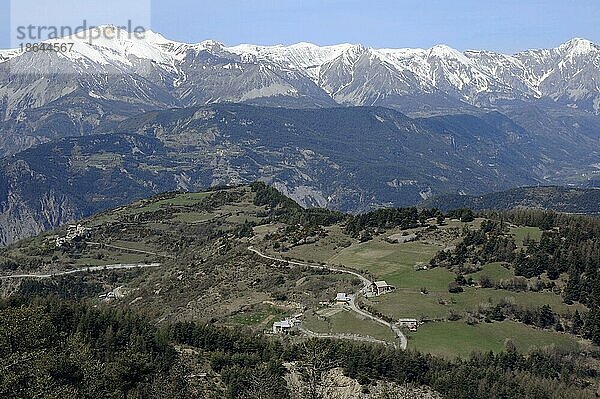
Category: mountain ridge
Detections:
[
  {"x1": 421, "y1": 186, "x2": 600, "y2": 214},
  {"x1": 1, "y1": 28, "x2": 600, "y2": 138},
  {"x1": 2, "y1": 27, "x2": 600, "y2": 159}
]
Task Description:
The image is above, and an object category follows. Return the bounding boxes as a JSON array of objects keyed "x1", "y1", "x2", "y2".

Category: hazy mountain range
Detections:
[{"x1": 0, "y1": 26, "x2": 599, "y2": 245}]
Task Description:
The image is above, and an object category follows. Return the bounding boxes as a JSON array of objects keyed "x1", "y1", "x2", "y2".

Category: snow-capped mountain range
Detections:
[
  {"x1": 1, "y1": 26, "x2": 600, "y2": 245},
  {"x1": 1, "y1": 26, "x2": 600, "y2": 114},
  {"x1": 0, "y1": 26, "x2": 600, "y2": 157}
]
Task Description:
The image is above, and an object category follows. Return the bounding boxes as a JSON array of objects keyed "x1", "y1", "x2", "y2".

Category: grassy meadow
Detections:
[
  {"x1": 410, "y1": 320, "x2": 579, "y2": 358},
  {"x1": 281, "y1": 219, "x2": 587, "y2": 357}
]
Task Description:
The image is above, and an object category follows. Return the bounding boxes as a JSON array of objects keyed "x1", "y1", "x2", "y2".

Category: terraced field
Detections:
[{"x1": 303, "y1": 308, "x2": 397, "y2": 343}]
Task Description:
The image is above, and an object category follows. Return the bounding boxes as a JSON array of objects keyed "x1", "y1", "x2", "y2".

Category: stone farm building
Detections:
[
  {"x1": 371, "y1": 281, "x2": 396, "y2": 296},
  {"x1": 272, "y1": 318, "x2": 301, "y2": 334}
]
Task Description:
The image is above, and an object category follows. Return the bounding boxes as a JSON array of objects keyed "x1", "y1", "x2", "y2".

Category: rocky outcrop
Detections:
[
  {"x1": 0, "y1": 190, "x2": 79, "y2": 246},
  {"x1": 285, "y1": 364, "x2": 441, "y2": 399}
]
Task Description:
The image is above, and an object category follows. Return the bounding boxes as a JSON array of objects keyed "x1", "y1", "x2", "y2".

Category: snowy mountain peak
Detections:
[
  {"x1": 428, "y1": 44, "x2": 463, "y2": 58},
  {"x1": 61, "y1": 25, "x2": 130, "y2": 42},
  {"x1": 558, "y1": 37, "x2": 598, "y2": 55},
  {"x1": 140, "y1": 30, "x2": 173, "y2": 45},
  {"x1": 198, "y1": 40, "x2": 225, "y2": 51},
  {"x1": 289, "y1": 41, "x2": 321, "y2": 48}
]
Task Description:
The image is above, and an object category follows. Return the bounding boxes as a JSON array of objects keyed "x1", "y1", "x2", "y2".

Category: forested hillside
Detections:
[
  {"x1": 2, "y1": 296, "x2": 598, "y2": 399},
  {"x1": 423, "y1": 186, "x2": 600, "y2": 214},
  {"x1": 1, "y1": 184, "x2": 599, "y2": 398}
]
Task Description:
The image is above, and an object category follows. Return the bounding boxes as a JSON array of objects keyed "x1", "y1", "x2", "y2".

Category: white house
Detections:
[
  {"x1": 398, "y1": 318, "x2": 419, "y2": 331},
  {"x1": 335, "y1": 293, "x2": 351, "y2": 304},
  {"x1": 272, "y1": 318, "x2": 301, "y2": 334}
]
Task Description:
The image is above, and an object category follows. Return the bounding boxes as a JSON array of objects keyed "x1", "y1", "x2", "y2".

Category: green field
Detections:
[
  {"x1": 369, "y1": 290, "x2": 451, "y2": 319},
  {"x1": 303, "y1": 309, "x2": 397, "y2": 342},
  {"x1": 329, "y1": 238, "x2": 444, "y2": 287},
  {"x1": 467, "y1": 262, "x2": 514, "y2": 281},
  {"x1": 230, "y1": 304, "x2": 287, "y2": 326},
  {"x1": 511, "y1": 226, "x2": 543, "y2": 246},
  {"x1": 283, "y1": 226, "x2": 355, "y2": 263},
  {"x1": 410, "y1": 321, "x2": 579, "y2": 358},
  {"x1": 369, "y1": 284, "x2": 585, "y2": 320}
]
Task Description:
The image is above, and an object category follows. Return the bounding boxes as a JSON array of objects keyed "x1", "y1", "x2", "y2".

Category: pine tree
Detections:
[{"x1": 571, "y1": 310, "x2": 584, "y2": 334}]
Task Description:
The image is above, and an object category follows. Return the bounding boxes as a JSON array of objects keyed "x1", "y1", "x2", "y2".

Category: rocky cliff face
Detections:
[
  {"x1": 285, "y1": 364, "x2": 441, "y2": 399},
  {"x1": 0, "y1": 189, "x2": 79, "y2": 246}
]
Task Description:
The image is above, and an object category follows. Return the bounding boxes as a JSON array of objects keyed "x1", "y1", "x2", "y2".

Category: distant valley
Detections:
[{"x1": 1, "y1": 102, "x2": 600, "y2": 246}]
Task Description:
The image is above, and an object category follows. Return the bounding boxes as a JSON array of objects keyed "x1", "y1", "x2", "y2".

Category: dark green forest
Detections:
[{"x1": 1, "y1": 295, "x2": 599, "y2": 399}]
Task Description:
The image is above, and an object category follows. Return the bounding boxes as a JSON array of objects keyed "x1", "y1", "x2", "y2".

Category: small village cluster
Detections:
[
  {"x1": 55, "y1": 224, "x2": 91, "y2": 248},
  {"x1": 272, "y1": 278, "x2": 419, "y2": 334}
]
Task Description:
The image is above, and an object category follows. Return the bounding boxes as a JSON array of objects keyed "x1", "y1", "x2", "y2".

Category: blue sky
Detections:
[{"x1": 1, "y1": 0, "x2": 599, "y2": 52}]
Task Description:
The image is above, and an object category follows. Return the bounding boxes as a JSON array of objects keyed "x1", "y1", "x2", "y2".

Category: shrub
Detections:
[{"x1": 448, "y1": 282, "x2": 464, "y2": 293}]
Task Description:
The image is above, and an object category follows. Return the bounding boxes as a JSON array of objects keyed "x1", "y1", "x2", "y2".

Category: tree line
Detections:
[{"x1": 431, "y1": 210, "x2": 600, "y2": 345}]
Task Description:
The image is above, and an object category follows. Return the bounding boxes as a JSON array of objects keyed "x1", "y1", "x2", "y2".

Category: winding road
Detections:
[
  {"x1": 1, "y1": 242, "x2": 408, "y2": 349},
  {"x1": 248, "y1": 247, "x2": 408, "y2": 349},
  {"x1": 0, "y1": 263, "x2": 161, "y2": 280}
]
